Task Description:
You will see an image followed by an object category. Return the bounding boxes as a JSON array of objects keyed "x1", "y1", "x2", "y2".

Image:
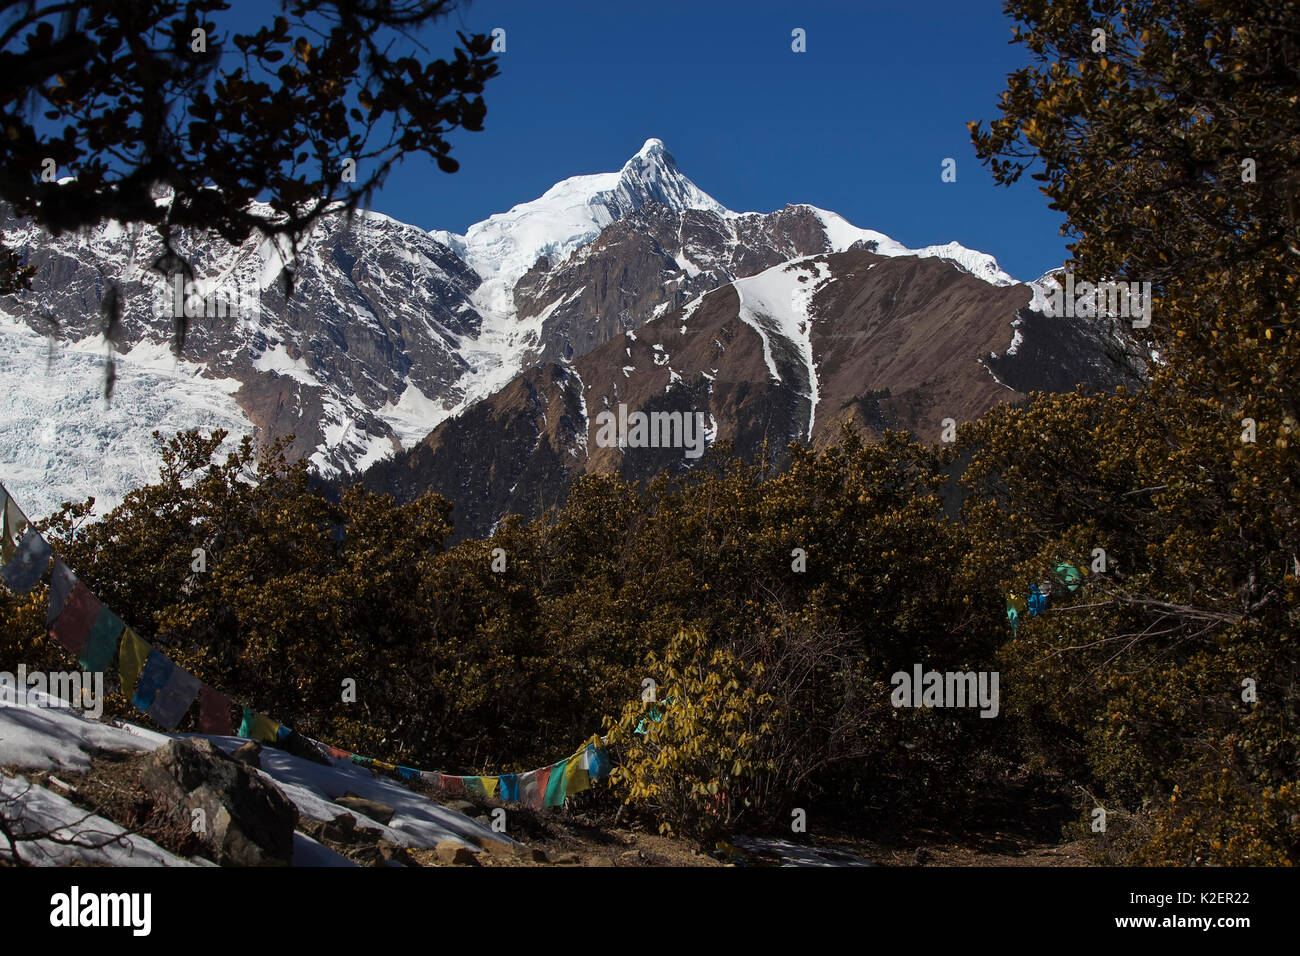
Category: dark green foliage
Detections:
[{"x1": 0, "y1": 1, "x2": 497, "y2": 312}]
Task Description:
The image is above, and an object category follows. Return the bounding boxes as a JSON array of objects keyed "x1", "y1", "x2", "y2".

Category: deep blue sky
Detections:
[{"x1": 267, "y1": 0, "x2": 1067, "y2": 281}]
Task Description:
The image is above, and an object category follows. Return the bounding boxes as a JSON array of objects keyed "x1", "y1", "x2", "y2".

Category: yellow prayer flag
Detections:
[
  {"x1": 565, "y1": 751, "x2": 591, "y2": 796},
  {"x1": 118, "y1": 628, "x2": 151, "y2": 696},
  {"x1": 249, "y1": 713, "x2": 281, "y2": 743}
]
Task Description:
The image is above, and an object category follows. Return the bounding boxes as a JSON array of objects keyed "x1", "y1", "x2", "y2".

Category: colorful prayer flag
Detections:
[
  {"x1": 238, "y1": 707, "x2": 282, "y2": 744},
  {"x1": 518, "y1": 770, "x2": 542, "y2": 808},
  {"x1": 148, "y1": 664, "x2": 201, "y2": 730},
  {"x1": 198, "y1": 685, "x2": 234, "y2": 735},
  {"x1": 118, "y1": 628, "x2": 151, "y2": 696},
  {"x1": 0, "y1": 527, "x2": 51, "y2": 594},
  {"x1": 1055, "y1": 561, "x2": 1083, "y2": 592},
  {"x1": 0, "y1": 493, "x2": 26, "y2": 564},
  {"x1": 49, "y1": 582, "x2": 101, "y2": 657},
  {"x1": 564, "y1": 751, "x2": 591, "y2": 797},
  {"x1": 1027, "y1": 584, "x2": 1048, "y2": 617},
  {"x1": 544, "y1": 758, "x2": 568, "y2": 807},
  {"x1": 1006, "y1": 593, "x2": 1027, "y2": 632},
  {"x1": 132, "y1": 650, "x2": 174, "y2": 712},
  {"x1": 441, "y1": 775, "x2": 465, "y2": 796},
  {"x1": 585, "y1": 744, "x2": 611, "y2": 784},
  {"x1": 498, "y1": 773, "x2": 520, "y2": 802},
  {"x1": 78, "y1": 605, "x2": 124, "y2": 673},
  {"x1": 46, "y1": 558, "x2": 77, "y2": 628},
  {"x1": 633, "y1": 706, "x2": 663, "y2": 736}
]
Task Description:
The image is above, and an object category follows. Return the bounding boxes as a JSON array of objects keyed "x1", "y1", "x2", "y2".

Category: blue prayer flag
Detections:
[{"x1": 132, "y1": 651, "x2": 174, "y2": 712}]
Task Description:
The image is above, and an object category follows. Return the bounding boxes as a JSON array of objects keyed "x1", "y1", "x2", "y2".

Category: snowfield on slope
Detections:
[
  {"x1": 807, "y1": 207, "x2": 1019, "y2": 286},
  {"x1": 733, "y1": 258, "x2": 832, "y2": 439},
  {"x1": 0, "y1": 314, "x2": 253, "y2": 521}
]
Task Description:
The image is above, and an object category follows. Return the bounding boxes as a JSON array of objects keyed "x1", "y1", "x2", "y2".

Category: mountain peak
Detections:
[
  {"x1": 615, "y1": 138, "x2": 727, "y2": 218},
  {"x1": 634, "y1": 137, "x2": 667, "y2": 158},
  {"x1": 433, "y1": 139, "x2": 729, "y2": 301}
]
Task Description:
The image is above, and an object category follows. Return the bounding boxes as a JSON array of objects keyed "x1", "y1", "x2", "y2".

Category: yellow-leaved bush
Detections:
[{"x1": 604, "y1": 627, "x2": 776, "y2": 839}]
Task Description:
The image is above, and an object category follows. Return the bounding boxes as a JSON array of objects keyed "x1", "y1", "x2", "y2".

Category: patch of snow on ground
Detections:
[
  {"x1": 0, "y1": 689, "x2": 506, "y2": 865},
  {"x1": 0, "y1": 772, "x2": 193, "y2": 866},
  {"x1": 730, "y1": 835, "x2": 875, "y2": 867},
  {"x1": 1006, "y1": 318, "x2": 1025, "y2": 356},
  {"x1": 250, "y1": 341, "x2": 320, "y2": 387}
]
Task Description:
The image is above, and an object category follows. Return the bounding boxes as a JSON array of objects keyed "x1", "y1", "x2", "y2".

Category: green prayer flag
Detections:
[
  {"x1": 544, "y1": 758, "x2": 568, "y2": 807},
  {"x1": 78, "y1": 606, "x2": 124, "y2": 673},
  {"x1": 239, "y1": 707, "x2": 281, "y2": 743}
]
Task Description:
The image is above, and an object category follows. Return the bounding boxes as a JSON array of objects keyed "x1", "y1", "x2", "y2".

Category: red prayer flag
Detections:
[
  {"x1": 531, "y1": 766, "x2": 552, "y2": 810},
  {"x1": 197, "y1": 684, "x2": 233, "y2": 735},
  {"x1": 49, "y1": 582, "x2": 101, "y2": 657}
]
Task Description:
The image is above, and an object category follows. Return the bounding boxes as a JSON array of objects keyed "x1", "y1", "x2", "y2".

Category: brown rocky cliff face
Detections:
[
  {"x1": 513, "y1": 203, "x2": 832, "y2": 368},
  {"x1": 363, "y1": 247, "x2": 1146, "y2": 540}
]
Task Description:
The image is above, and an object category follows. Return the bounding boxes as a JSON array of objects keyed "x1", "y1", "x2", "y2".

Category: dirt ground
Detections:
[
  {"x1": 10, "y1": 757, "x2": 1090, "y2": 868},
  {"x1": 423, "y1": 784, "x2": 1090, "y2": 867}
]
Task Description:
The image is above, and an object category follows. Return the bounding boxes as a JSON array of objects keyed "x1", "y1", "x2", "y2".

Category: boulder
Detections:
[
  {"x1": 305, "y1": 812, "x2": 384, "y2": 846},
  {"x1": 482, "y1": 838, "x2": 525, "y2": 861},
  {"x1": 230, "y1": 740, "x2": 262, "y2": 768},
  {"x1": 136, "y1": 738, "x2": 297, "y2": 867},
  {"x1": 435, "y1": 840, "x2": 479, "y2": 865},
  {"x1": 379, "y1": 843, "x2": 414, "y2": 867},
  {"x1": 332, "y1": 793, "x2": 396, "y2": 825}
]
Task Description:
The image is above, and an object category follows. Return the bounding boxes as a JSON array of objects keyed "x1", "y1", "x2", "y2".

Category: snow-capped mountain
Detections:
[
  {"x1": 364, "y1": 239, "x2": 1148, "y2": 539},
  {"x1": 0, "y1": 138, "x2": 1140, "y2": 523},
  {"x1": 427, "y1": 138, "x2": 731, "y2": 414}
]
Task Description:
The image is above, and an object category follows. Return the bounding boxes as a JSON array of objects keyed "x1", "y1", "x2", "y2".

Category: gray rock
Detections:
[
  {"x1": 315, "y1": 812, "x2": 384, "y2": 845},
  {"x1": 230, "y1": 740, "x2": 262, "y2": 767},
  {"x1": 482, "y1": 838, "x2": 523, "y2": 860},
  {"x1": 332, "y1": 793, "x2": 396, "y2": 825},
  {"x1": 136, "y1": 737, "x2": 298, "y2": 867},
  {"x1": 435, "y1": 840, "x2": 479, "y2": 865},
  {"x1": 379, "y1": 843, "x2": 414, "y2": 866}
]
